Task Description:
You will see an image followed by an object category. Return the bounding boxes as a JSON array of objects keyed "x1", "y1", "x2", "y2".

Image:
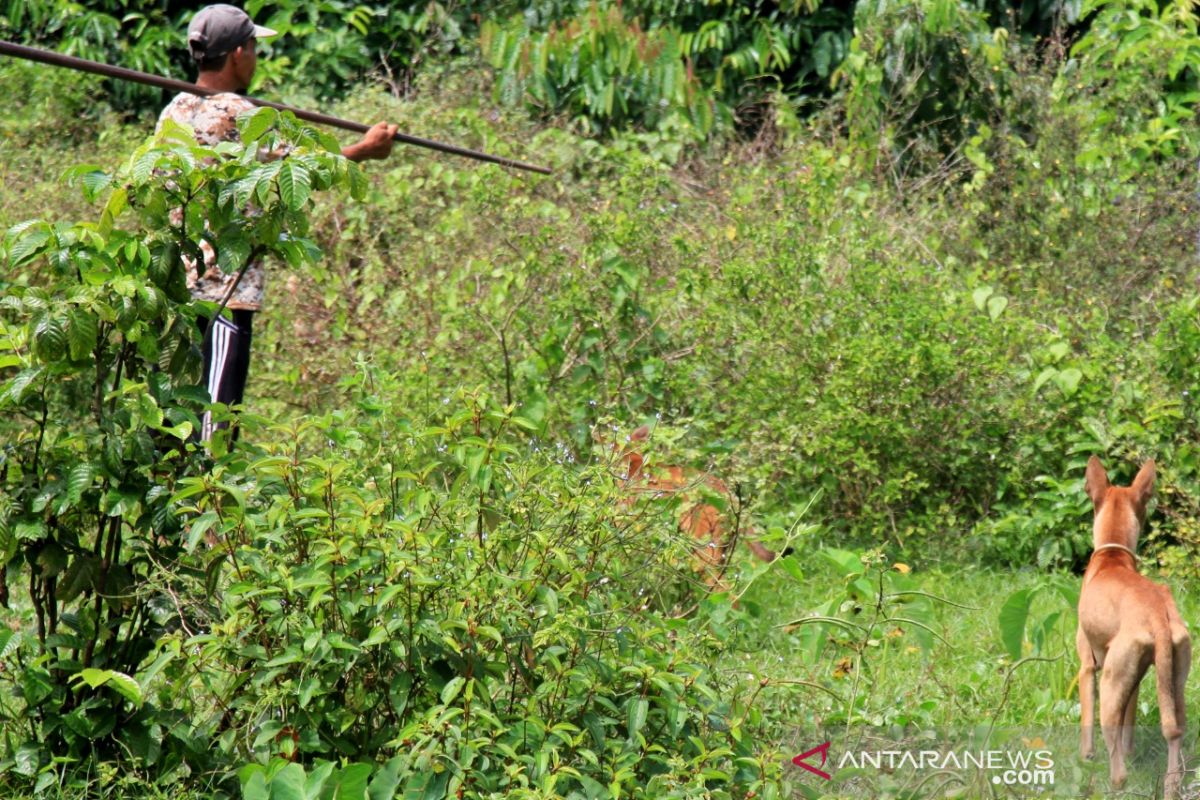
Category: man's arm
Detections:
[{"x1": 343, "y1": 121, "x2": 399, "y2": 162}]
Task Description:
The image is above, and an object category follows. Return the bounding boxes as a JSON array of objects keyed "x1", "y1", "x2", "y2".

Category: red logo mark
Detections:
[{"x1": 792, "y1": 741, "x2": 832, "y2": 780}]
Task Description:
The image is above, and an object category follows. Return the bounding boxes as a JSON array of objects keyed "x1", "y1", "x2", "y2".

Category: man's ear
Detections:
[
  {"x1": 1131, "y1": 459, "x2": 1156, "y2": 509},
  {"x1": 1085, "y1": 455, "x2": 1109, "y2": 508}
]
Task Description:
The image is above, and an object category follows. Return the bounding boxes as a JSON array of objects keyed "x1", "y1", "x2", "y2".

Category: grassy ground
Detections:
[{"x1": 737, "y1": 553, "x2": 1200, "y2": 798}]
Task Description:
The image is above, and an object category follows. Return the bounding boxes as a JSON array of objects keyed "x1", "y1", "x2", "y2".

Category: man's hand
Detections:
[{"x1": 342, "y1": 121, "x2": 399, "y2": 162}]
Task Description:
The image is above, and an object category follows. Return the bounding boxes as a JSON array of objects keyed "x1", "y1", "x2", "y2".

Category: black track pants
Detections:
[{"x1": 196, "y1": 310, "x2": 254, "y2": 441}]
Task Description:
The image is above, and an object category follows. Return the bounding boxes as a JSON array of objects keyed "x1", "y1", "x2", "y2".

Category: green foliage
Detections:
[
  {"x1": 0, "y1": 107, "x2": 363, "y2": 790},
  {"x1": 0, "y1": 0, "x2": 188, "y2": 108},
  {"x1": 163, "y1": 374, "x2": 784, "y2": 797},
  {"x1": 0, "y1": 0, "x2": 499, "y2": 107},
  {"x1": 996, "y1": 579, "x2": 1076, "y2": 661},
  {"x1": 479, "y1": 0, "x2": 861, "y2": 139},
  {"x1": 833, "y1": 0, "x2": 1017, "y2": 173},
  {"x1": 237, "y1": 758, "x2": 404, "y2": 800},
  {"x1": 768, "y1": 549, "x2": 954, "y2": 735},
  {"x1": 0, "y1": 104, "x2": 794, "y2": 795},
  {"x1": 481, "y1": 4, "x2": 725, "y2": 138},
  {"x1": 243, "y1": 0, "x2": 494, "y2": 99},
  {"x1": 1063, "y1": 0, "x2": 1200, "y2": 176}
]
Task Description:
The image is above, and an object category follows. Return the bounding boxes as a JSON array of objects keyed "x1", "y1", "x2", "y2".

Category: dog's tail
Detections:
[{"x1": 1155, "y1": 619, "x2": 1183, "y2": 740}]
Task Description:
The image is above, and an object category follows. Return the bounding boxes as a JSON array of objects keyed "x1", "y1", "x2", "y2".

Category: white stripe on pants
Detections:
[{"x1": 201, "y1": 315, "x2": 237, "y2": 441}]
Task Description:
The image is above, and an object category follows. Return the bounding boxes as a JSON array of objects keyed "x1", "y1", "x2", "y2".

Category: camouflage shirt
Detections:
[{"x1": 157, "y1": 92, "x2": 265, "y2": 311}]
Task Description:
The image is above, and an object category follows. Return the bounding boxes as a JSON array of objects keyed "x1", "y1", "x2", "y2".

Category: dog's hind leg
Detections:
[
  {"x1": 1077, "y1": 626, "x2": 1097, "y2": 761},
  {"x1": 1165, "y1": 632, "x2": 1191, "y2": 800},
  {"x1": 1121, "y1": 681, "x2": 1137, "y2": 756},
  {"x1": 1099, "y1": 638, "x2": 1144, "y2": 790}
]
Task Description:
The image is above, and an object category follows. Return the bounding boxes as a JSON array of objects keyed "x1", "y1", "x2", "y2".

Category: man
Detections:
[{"x1": 157, "y1": 4, "x2": 398, "y2": 441}]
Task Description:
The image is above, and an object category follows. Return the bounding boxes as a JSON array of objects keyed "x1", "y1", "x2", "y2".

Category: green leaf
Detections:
[
  {"x1": 216, "y1": 228, "x2": 251, "y2": 275},
  {"x1": 986, "y1": 294, "x2": 1008, "y2": 321},
  {"x1": 243, "y1": 771, "x2": 269, "y2": 800},
  {"x1": 67, "y1": 309, "x2": 99, "y2": 361},
  {"x1": 66, "y1": 464, "x2": 96, "y2": 504},
  {"x1": 252, "y1": 160, "x2": 283, "y2": 204},
  {"x1": 421, "y1": 771, "x2": 449, "y2": 800},
  {"x1": 971, "y1": 286, "x2": 993, "y2": 311},
  {"x1": 134, "y1": 393, "x2": 164, "y2": 429},
  {"x1": 347, "y1": 162, "x2": 368, "y2": 200},
  {"x1": 75, "y1": 668, "x2": 143, "y2": 707},
  {"x1": 7, "y1": 224, "x2": 51, "y2": 267},
  {"x1": 333, "y1": 763, "x2": 372, "y2": 800},
  {"x1": 278, "y1": 161, "x2": 313, "y2": 210},
  {"x1": 818, "y1": 548, "x2": 863, "y2": 577},
  {"x1": 0, "y1": 367, "x2": 44, "y2": 405},
  {"x1": 57, "y1": 555, "x2": 100, "y2": 603},
  {"x1": 305, "y1": 761, "x2": 335, "y2": 800},
  {"x1": 367, "y1": 755, "x2": 404, "y2": 800},
  {"x1": 440, "y1": 676, "x2": 465, "y2": 705},
  {"x1": 22, "y1": 666, "x2": 54, "y2": 706},
  {"x1": 1054, "y1": 368, "x2": 1083, "y2": 398},
  {"x1": 1032, "y1": 367, "x2": 1057, "y2": 393},
  {"x1": 14, "y1": 518, "x2": 47, "y2": 542},
  {"x1": 81, "y1": 170, "x2": 113, "y2": 202},
  {"x1": 240, "y1": 107, "x2": 279, "y2": 144},
  {"x1": 269, "y1": 762, "x2": 308, "y2": 800},
  {"x1": 779, "y1": 556, "x2": 804, "y2": 583},
  {"x1": 14, "y1": 742, "x2": 40, "y2": 777},
  {"x1": 131, "y1": 150, "x2": 161, "y2": 184},
  {"x1": 998, "y1": 588, "x2": 1035, "y2": 660},
  {"x1": 0, "y1": 515, "x2": 12, "y2": 563},
  {"x1": 626, "y1": 696, "x2": 648, "y2": 740},
  {"x1": 100, "y1": 187, "x2": 128, "y2": 231},
  {"x1": 63, "y1": 164, "x2": 113, "y2": 202},
  {"x1": 185, "y1": 510, "x2": 219, "y2": 552},
  {"x1": 33, "y1": 315, "x2": 67, "y2": 361},
  {"x1": 103, "y1": 487, "x2": 141, "y2": 518},
  {"x1": 36, "y1": 542, "x2": 68, "y2": 577}
]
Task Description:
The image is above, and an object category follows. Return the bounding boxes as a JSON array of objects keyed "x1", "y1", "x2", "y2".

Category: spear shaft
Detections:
[{"x1": 0, "y1": 39, "x2": 553, "y2": 175}]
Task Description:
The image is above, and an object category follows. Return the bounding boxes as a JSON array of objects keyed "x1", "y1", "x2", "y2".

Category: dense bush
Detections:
[
  {"x1": 164, "y1": 381, "x2": 785, "y2": 797},
  {"x1": 0, "y1": 107, "x2": 367, "y2": 790},
  {"x1": 0, "y1": 98, "x2": 790, "y2": 798}
]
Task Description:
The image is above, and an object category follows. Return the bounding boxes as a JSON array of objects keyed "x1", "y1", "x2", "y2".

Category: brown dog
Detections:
[
  {"x1": 1077, "y1": 456, "x2": 1190, "y2": 798},
  {"x1": 615, "y1": 426, "x2": 777, "y2": 592}
]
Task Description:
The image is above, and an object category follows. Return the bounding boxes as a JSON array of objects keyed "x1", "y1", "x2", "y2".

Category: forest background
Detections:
[{"x1": 3, "y1": 0, "x2": 1200, "y2": 797}]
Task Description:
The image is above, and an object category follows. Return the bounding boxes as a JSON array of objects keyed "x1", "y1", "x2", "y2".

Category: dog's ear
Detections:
[
  {"x1": 630, "y1": 425, "x2": 650, "y2": 442},
  {"x1": 1085, "y1": 455, "x2": 1109, "y2": 508},
  {"x1": 1131, "y1": 459, "x2": 1156, "y2": 508}
]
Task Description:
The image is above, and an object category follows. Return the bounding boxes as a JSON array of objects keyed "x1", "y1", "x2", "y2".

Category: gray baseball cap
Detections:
[{"x1": 188, "y1": 4, "x2": 277, "y2": 61}]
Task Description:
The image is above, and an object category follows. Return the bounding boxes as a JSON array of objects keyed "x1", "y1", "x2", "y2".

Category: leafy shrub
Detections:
[
  {"x1": 0, "y1": 0, "x2": 188, "y2": 109},
  {"x1": 1064, "y1": 0, "x2": 1200, "y2": 178},
  {"x1": 480, "y1": 0, "x2": 857, "y2": 139},
  {"x1": 0, "y1": 107, "x2": 366, "y2": 790},
  {"x1": 833, "y1": 0, "x2": 1018, "y2": 174},
  {"x1": 159, "y1": 378, "x2": 786, "y2": 797},
  {"x1": 482, "y1": 4, "x2": 726, "y2": 138}
]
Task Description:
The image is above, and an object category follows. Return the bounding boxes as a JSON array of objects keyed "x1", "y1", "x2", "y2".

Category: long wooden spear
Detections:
[{"x1": 0, "y1": 39, "x2": 553, "y2": 175}]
